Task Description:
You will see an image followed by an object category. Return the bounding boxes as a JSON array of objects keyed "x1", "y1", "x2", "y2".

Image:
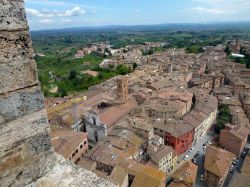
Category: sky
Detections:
[{"x1": 24, "y1": 0, "x2": 250, "y2": 31}]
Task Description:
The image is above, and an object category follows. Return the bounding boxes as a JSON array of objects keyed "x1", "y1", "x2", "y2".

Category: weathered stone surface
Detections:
[
  {"x1": 0, "y1": 30, "x2": 33, "y2": 64},
  {"x1": 0, "y1": 0, "x2": 28, "y2": 31},
  {"x1": 0, "y1": 86, "x2": 45, "y2": 124},
  {"x1": 31, "y1": 156, "x2": 117, "y2": 187},
  {"x1": 0, "y1": 109, "x2": 50, "y2": 157},
  {"x1": 0, "y1": 59, "x2": 38, "y2": 94},
  {"x1": 0, "y1": 149, "x2": 56, "y2": 187},
  {"x1": 0, "y1": 1, "x2": 116, "y2": 187}
]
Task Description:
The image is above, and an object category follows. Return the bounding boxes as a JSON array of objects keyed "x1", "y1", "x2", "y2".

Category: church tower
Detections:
[{"x1": 117, "y1": 77, "x2": 129, "y2": 100}]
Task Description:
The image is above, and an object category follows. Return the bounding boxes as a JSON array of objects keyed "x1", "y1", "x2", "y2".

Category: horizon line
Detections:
[{"x1": 30, "y1": 21, "x2": 250, "y2": 32}]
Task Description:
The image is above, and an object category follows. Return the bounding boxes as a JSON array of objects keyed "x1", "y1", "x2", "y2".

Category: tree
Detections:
[
  {"x1": 59, "y1": 88, "x2": 68, "y2": 97},
  {"x1": 224, "y1": 46, "x2": 231, "y2": 56},
  {"x1": 235, "y1": 57, "x2": 241, "y2": 63},
  {"x1": 215, "y1": 104, "x2": 231, "y2": 134},
  {"x1": 133, "y1": 62, "x2": 138, "y2": 70},
  {"x1": 98, "y1": 72, "x2": 104, "y2": 80},
  {"x1": 69, "y1": 70, "x2": 77, "y2": 80},
  {"x1": 198, "y1": 47, "x2": 205, "y2": 53},
  {"x1": 116, "y1": 65, "x2": 130, "y2": 75},
  {"x1": 246, "y1": 54, "x2": 250, "y2": 69}
]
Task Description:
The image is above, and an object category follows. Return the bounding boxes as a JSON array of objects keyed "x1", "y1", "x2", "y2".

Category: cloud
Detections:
[
  {"x1": 191, "y1": 6, "x2": 228, "y2": 15},
  {"x1": 191, "y1": 0, "x2": 250, "y2": 14},
  {"x1": 40, "y1": 19, "x2": 53, "y2": 24},
  {"x1": 26, "y1": 6, "x2": 85, "y2": 18},
  {"x1": 64, "y1": 7, "x2": 85, "y2": 16}
]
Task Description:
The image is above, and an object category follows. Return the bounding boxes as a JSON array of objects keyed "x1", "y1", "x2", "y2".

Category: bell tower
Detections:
[{"x1": 117, "y1": 77, "x2": 129, "y2": 99}]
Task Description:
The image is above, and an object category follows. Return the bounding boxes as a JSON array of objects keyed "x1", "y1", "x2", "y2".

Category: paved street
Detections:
[
  {"x1": 168, "y1": 130, "x2": 217, "y2": 187},
  {"x1": 193, "y1": 131, "x2": 216, "y2": 187},
  {"x1": 223, "y1": 141, "x2": 250, "y2": 187}
]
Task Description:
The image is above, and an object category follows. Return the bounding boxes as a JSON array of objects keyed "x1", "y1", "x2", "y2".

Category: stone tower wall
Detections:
[
  {"x1": 0, "y1": 1, "x2": 115, "y2": 186},
  {"x1": 117, "y1": 77, "x2": 129, "y2": 99}
]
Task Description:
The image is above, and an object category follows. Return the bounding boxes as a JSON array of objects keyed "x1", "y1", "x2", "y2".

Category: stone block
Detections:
[
  {"x1": 0, "y1": 0, "x2": 27, "y2": 31},
  {"x1": 0, "y1": 30, "x2": 33, "y2": 64},
  {"x1": 34, "y1": 156, "x2": 117, "y2": 187},
  {"x1": 0, "y1": 86, "x2": 45, "y2": 124},
  {"x1": 0, "y1": 147, "x2": 55, "y2": 187},
  {"x1": 0, "y1": 109, "x2": 50, "y2": 158},
  {"x1": 0, "y1": 59, "x2": 38, "y2": 94}
]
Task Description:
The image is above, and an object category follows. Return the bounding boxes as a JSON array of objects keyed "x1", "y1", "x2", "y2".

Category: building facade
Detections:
[
  {"x1": 85, "y1": 110, "x2": 108, "y2": 143},
  {"x1": 51, "y1": 130, "x2": 89, "y2": 164},
  {"x1": 219, "y1": 124, "x2": 250, "y2": 157},
  {"x1": 165, "y1": 129, "x2": 194, "y2": 155},
  {"x1": 204, "y1": 146, "x2": 235, "y2": 187}
]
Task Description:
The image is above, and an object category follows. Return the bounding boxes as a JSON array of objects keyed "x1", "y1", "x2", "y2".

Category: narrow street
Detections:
[
  {"x1": 223, "y1": 142, "x2": 250, "y2": 187},
  {"x1": 166, "y1": 130, "x2": 217, "y2": 187}
]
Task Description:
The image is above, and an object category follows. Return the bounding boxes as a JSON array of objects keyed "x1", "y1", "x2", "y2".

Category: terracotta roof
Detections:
[
  {"x1": 150, "y1": 145, "x2": 174, "y2": 164},
  {"x1": 109, "y1": 166, "x2": 128, "y2": 187},
  {"x1": 153, "y1": 119, "x2": 193, "y2": 138},
  {"x1": 78, "y1": 159, "x2": 96, "y2": 171},
  {"x1": 109, "y1": 128, "x2": 145, "y2": 148},
  {"x1": 221, "y1": 124, "x2": 250, "y2": 142},
  {"x1": 168, "y1": 182, "x2": 190, "y2": 187},
  {"x1": 128, "y1": 163, "x2": 166, "y2": 182},
  {"x1": 131, "y1": 173, "x2": 163, "y2": 187},
  {"x1": 172, "y1": 161, "x2": 198, "y2": 185},
  {"x1": 127, "y1": 162, "x2": 166, "y2": 187},
  {"x1": 100, "y1": 98, "x2": 137, "y2": 126},
  {"x1": 204, "y1": 146, "x2": 235, "y2": 177},
  {"x1": 51, "y1": 130, "x2": 88, "y2": 159}
]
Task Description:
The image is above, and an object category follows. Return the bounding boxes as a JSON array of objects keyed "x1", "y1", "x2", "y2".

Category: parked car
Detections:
[
  {"x1": 202, "y1": 155, "x2": 205, "y2": 161},
  {"x1": 192, "y1": 158, "x2": 198, "y2": 164},
  {"x1": 230, "y1": 166, "x2": 234, "y2": 173},
  {"x1": 194, "y1": 153, "x2": 199, "y2": 159},
  {"x1": 183, "y1": 155, "x2": 189, "y2": 161},
  {"x1": 232, "y1": 158, "x2": 237, "y2": 165},
  {"x1": 241, "y1": 151, "x2": 247, "y2": 158}
]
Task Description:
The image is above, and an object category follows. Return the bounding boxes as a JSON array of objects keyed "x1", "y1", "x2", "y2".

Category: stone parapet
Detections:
[{"x1": 0, "y1": 1, "x2": 116, "y2": 186}]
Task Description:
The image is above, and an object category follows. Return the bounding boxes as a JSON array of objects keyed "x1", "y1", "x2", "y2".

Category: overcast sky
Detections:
[{"x1": 24, "y1": 0, "x2": 250, "y2": 30}]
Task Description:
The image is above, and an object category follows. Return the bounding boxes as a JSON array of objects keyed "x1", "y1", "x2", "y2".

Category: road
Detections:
[
  {"x1": 193, "y1": 131, "x2": 217, "y2": 187},
  {"x1": 223, "y1": 144, "x2": 250, "y2": 187},
  {"x1": 167, "y1": 130, "x2": 249, "y2": 187},
  {"x1": 175, "y1": 130, "x2": 217, "y2": 187}
]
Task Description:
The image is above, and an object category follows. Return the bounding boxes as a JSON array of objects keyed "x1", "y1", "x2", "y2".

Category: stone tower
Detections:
[
  {"x1": 235, "y1": 38, "x2": 240, "y2": 53},
  {"x1": 0, "y1": 1, "x2": 115, "y2": 186},
  {"x1": 117, "y1": 77, "x2": 129, "y2": 99}
]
